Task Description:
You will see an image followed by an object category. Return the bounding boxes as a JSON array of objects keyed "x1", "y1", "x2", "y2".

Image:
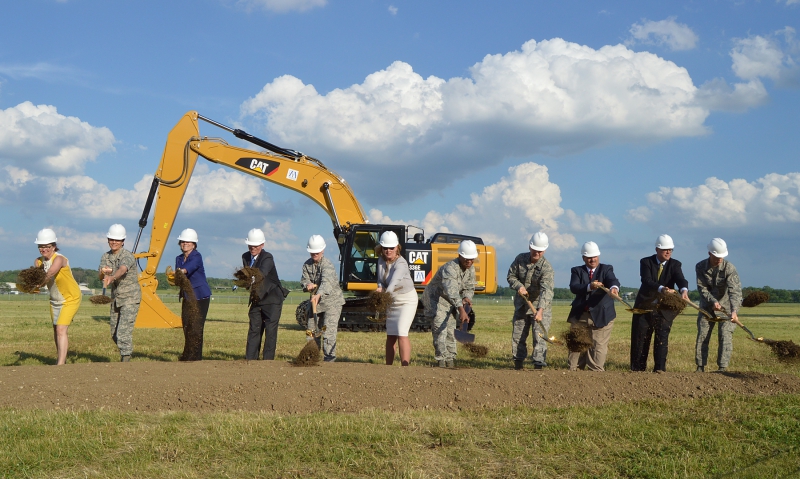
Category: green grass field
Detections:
[{"x1": 1, "y1": 296, "x2": 799, "y2": 478}]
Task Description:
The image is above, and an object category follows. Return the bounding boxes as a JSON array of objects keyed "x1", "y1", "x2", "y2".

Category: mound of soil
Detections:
[
  {"x1": 763, "y1": 339, "x2": 800, "y2": 361},
  {"x1": 658, "y1": 293, "x2": 686, "y2": 313},
  {"x1": 293, "y1": 341, "x2": 321, "y2": 367},
  {"x1": 16, "y1": 266, "x2": 46, "y2": 294},
  {"x1": 0, "y1": 362, "x2": 798, "y2": 414},
  {"x1": 89, "y1": 295, "x2": 112, "y2": 305},
  {"x1": 463, "y1": 343, "x2": 489, "y2": 358},
  {"x1": 563, "y1": 327, "x2": 593, "y2": 353},
  {"x1": 743, "y1": 292, "x2": 770, "y2": 308},
  {"x1": 174, "y1": 270, "x2": 201, "y2": 362}
]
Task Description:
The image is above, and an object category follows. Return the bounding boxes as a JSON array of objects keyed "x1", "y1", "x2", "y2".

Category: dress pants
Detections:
[
  {"x1": 631, "y1": 309, "x2": 678, "y2": 371},
  {"x1": 246, "y1": 302, "x2": 282, "y2": 360},
  {"x1": 568, "y1": 312, "x2": 614, "y2": 371}
]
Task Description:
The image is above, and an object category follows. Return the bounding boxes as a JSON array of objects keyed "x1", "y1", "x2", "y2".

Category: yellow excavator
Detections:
[{"x1": 131, "y1": 111, "x2": 497, "y2": 331}]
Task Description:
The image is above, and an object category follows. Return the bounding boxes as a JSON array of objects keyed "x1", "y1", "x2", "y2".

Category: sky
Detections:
[{"x1": 1, "y1": 0, "x2": 799, "y2": 289}]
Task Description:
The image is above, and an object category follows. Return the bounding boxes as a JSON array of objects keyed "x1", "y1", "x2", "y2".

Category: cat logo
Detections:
[
  {"x1": 235, "y1": 158, "x2": 279, "y2": 176},
  {"x1": 408, "y1": 251, "x2": 429, "y2": 265}
]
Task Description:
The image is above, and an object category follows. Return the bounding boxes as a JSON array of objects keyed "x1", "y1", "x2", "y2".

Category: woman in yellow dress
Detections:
[{"x1": 34, "y1": 228, "x2": 82, "y2": 365}]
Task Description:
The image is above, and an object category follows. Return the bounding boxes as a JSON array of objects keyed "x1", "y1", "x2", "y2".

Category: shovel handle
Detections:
[
  {"x1": 595, "y1": 284, "x2": 631, "y2": 309},
  {"x1": 521, "y1": 294, "x2": 562, "y2": 345},
  {"x1": 677, "y1": 295, "x2": 716, "y2": 320}
]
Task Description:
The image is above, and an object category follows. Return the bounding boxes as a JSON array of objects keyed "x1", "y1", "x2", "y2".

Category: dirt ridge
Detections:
[{"x1": 1, "y1": 361, "x2": 798, "y2": 414}]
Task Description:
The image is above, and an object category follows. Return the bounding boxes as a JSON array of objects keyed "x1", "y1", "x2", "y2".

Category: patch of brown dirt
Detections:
[
  {"x1": 562, "y1": 327, "x2": 593, "y2": 352},
  {"x1": 16, "y1": 266, "x2": 46, "y2": 294},
  {"x1": 462, "y1": 343, "x2": 489, "y2": 358},
  {"x1": 1, "y1": 362, "x2": 798, "y2": 413},
  {"x1": 742, "y1": 291, "x2": 770, "y2": 308},
  {"x1": 293, "y1": 341, "x2": 321, "y2": 367}
]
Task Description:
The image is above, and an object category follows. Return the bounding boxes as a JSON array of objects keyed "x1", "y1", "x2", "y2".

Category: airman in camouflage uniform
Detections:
[
  {"x1": 99, "y1": 224, "x2": 141, "y2": 362},
  {"x1": 507, "y1": 232, "x2": 554, "y2": 370},
  {"x1": 302, "y1": 235, "x2": 345, "y2": 362},
  {"x1": 695, "y1": 238, "x2": 742, "y2": 372},
  {"x1": 423, "y1": 240, "x2": 476, "y2": 368}
]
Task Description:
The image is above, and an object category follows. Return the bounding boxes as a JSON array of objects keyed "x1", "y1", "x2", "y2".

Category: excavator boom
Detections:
[{"x1": 134, "y1": 111, "x2": 367, "y2": 328}]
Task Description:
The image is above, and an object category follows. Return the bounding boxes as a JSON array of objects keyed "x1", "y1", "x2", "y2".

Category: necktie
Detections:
[
  {"x1": 585, "y1": 269, "x2": 594, "y2": 311},
  {"x1": 657, "y1": 263, "x2": 663, "y2": 281},
  {"x1": 250, "y1": 256, "x2": 256, "y2": 267},
  {"x1": 589, "y1": 269, "x2": 594, "y2": 281}
]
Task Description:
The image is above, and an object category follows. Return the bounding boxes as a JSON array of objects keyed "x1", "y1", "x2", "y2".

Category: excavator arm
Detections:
[{"x1": 134, "y1": 111, "x2": 367, "y2": 328}]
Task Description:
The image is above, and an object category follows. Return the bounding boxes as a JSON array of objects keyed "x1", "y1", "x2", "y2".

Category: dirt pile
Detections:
[
  {"x1": 233, "y1": 267, "x2": 263, "y2": 303},
  {"x1": 16, "y1": 266, "x2": 46, "y2": 294},
  {"x1": 743, "y1": 292, "x2": 770, "y2": 308},
  {"x1": 89, "y1": 295, "x2": 112, "y2": 305},
  {"x1": 174, "y1": 269, "x2": 201, "y2": 362},
  {"x1": 658, "y1": 293, "x2": 686, "y2": 313},
  {"x1": 293, "y1": 341, "x2": 322, "y2": 367},
  {"x1": 562, "y1": 327, "x2": 593, "y2": 352},
  {"x1": 366, "y1": 291, "x2": 394, "y2": 315},
  {"x1": 463, "y1": 343, "x2": 489, "y2": 357},
  {"x1": 1, "y1": 362, "x2": 798, "y2": 414}
]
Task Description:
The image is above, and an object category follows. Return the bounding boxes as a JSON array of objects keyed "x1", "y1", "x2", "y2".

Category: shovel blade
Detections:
[{"x1": 455, "y1": 321, "x2": 474, "y2": 344}]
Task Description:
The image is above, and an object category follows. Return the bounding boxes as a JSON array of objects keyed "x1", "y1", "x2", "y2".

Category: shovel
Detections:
[
  {"x1": 596, "y1": 284, "x2": 652, "y2": 314},
  {"x1": 521, "y1": 293, "x2": 563, "y2": 345},
  {"x1": 717, "y1": 305, "x2": 760, "y2": 342},
  {"x1": 454, "y1": 303, "x2": 475, "y2": 344},
  {"x1": 305, "y1": 293, "x2": 326, "y2": 341}
]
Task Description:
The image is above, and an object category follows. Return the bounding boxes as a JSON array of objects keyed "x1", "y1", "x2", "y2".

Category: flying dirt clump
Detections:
[
  {"x1": 366, "y1": 291, "x2": 394, "y2": 314},
  {"x1": 233, "y1": 267, "x2": 263, "y2": 304},
  {"x1": 463, "y1": 343, "x2": 489, "y2": 358},
  {"x1": 762, "y1": 339, "x2": 800, "y2": 362},
  {"x1": 658, "y1": 293, "x2": 686, "y2": 313},
  {"x1": 742, "y1": 291, "x2": 770, "y2": 308},
  {"x1": 174, "y1": 269, "x2": 201, "y2": 361},
  {"x1": 292, "y1": 341, "x2": 321, "y2": 367},
  {"x1": 89, "y1": 295, "x2": 112, "y2": 305},
  {"x1": 562, "y1": 327, "x2": 593, "y2": 353},
  {"x1": 16, "y1": 266, "x2": 46, "y2": 294}
]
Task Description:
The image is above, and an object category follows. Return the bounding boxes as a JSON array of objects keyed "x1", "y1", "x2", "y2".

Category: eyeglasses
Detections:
[
  {"x1": 108, "y1": 239, "x2": 124, "y2": 243},
  {"x1": 37, "y1": 245, "x2": 54, "y2": 250}
]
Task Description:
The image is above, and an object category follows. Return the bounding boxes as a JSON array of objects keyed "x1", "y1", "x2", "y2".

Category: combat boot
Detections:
[
  {"x1": 445, "y1": 359, "x2": 454, "y2": 368},
  {"x1": 121, "y1": 355, "x2": 131, "y2": 363},
  {"x1": 694, "y1": 366, "x2": 704, "y2": 373},
  {"x1": 438, "y1": 360, "x2": 447, "y2": 368},
  {"x1": 717, "y1": 367, "x2": 727, "y2": 372},
  {"x1": 533, "y1": 364, "x2": 543, "y2": 370},
  {"x1": 514, "y1": 360, "x2": 524, "y2": 370}
]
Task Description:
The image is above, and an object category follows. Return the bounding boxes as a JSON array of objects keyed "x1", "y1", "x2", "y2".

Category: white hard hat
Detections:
[
  {"x1": 177, "y1": 228, "x2": 198, "y2": 243},
  {"x1": 707, "y1": 238, "x2": 728, "y2": 258},
  {"x1": 655, "y1": 234, "x2": 674, "y2": 250},
  {"x1": 306, "y1": 234, "x2": 326, "y2": 253},
  {"x1": 581, "y1": 241, "x2": 601, "y2": 257},
  {"x1": 106, "y1": 224, "x2": 127, "y2": 240},
  {"x1": 458, "y1": 240, "x2": 479, "y2": 259},
  {"x1": 34, "y1": 228, "x2": 57, "y2": 244},
  {"x1": 245, "y1": 228, "x2": 266, "y2": 246},
  {"x1": 379, "y1": 231, "x2": 399, "y2": 248},
  {"x1": 529, "y1": 232, "x2": 549, "y2": 251}
]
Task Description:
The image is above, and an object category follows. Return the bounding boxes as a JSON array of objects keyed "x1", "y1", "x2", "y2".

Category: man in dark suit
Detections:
[
  {"x1": 243, "y1": 228, "x2": 285, "y2": 360},
  {"x1": 630, "y1": 234, "x2": 689, "y2": 372},
  {"x1": 567, "y1": 241, "x2": 621, "y2": 371}
]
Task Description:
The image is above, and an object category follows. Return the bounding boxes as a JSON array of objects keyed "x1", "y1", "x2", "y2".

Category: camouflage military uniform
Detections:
[
  {"x1": 423, "y1": 258, "x2": 475, "y2": 362},
  {"x1": 507, "y1": 253, "x2": 555, "y2": 367},
  {"x1": 99, "y1": 248, "x2": 141, "y2": 358},
  {"x1": 695, "y1": 258, "x2": 742, "y2": 369},
  {"x1": 301, "y1": 255, "x2": 345, "y2": 362}
]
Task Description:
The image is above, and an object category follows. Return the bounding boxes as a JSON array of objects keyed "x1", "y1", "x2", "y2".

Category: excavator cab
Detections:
[{"x1": 339, "y1": 224, "x2": 405, "y2": 292}]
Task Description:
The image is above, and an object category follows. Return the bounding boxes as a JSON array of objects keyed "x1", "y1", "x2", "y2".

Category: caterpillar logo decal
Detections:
[{"x1": 236, "y1": 158, "x2": 280, "y2": 176}]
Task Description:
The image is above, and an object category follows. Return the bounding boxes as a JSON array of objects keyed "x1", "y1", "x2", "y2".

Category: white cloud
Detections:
[
  {"x1": 628, "y1": 17, "x2": 699, "y2": 51},
  {"x1": 52, "y1": 227, "x2": 107, "y2": 251},
  {"x1": 0, "y1": 102, "x2": 115, "y2": 175},
  {"x1": 628, "y1": 173, "x2": 800, "y2": 227},
  {"x1": 388, "y1": 5, "x2": 398, "y2": 15},
  {"x1": 369, "y1": 162, "x2": 614, "y2": 256},
  {"x1": 626, "y1": 205, "x2": 652, "y2": 222},
  {"x1": 0, "y1": 164, "x2": 276, "y2": 219},
  {"x1": 564, "y1": 210, "x2": 613, "y2": 233},
  {"x1": 230, "y1": 0, "x2": 326, "y2": 13},
  {"x1": 695, "y1": 78, "x2": 768, "y2": 112},
  {"x1": 731, "y1": 35, "x2": 785, "y2": 80},
  {"x1": 0, "y1": 62, "x2": 76, "y2": 81},
  {"x1": 241, "y1": 38, "x2": 708, "y2": 201}
]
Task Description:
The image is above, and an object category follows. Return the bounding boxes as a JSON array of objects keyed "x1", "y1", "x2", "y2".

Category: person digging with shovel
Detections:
[
  {"x1": 695, "y1": 238, "x2": 742, "y2": 373},
  {"x1": 423, "y1": 240, "x2": 477, "y2": 368},
  {"x1": 630, "y1": 234, "x2": 690, "y2": 372},
  {"x1": 99, "y1": 224, "x2": 141, "y2": 363},
  {"x1": 301, "y1": 235, "x2": 345, "y2": 363},
  {"x1": 507, "y1": 232, "x2": 554, "y2": 370},
  {"x1": 566, "y1": 241, "x2": 621, "y2": 372}
]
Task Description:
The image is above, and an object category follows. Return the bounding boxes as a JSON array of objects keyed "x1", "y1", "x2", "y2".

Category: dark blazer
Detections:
[
  {"x1": 568, "y1": 263, "x2": 621, "y2": 328},
  {"x1": 633, "y1": 255, "x2": 689, "y2": 309},
  {"x1": 242, "y1": 251, "x2": 284, "y2": 305}
]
